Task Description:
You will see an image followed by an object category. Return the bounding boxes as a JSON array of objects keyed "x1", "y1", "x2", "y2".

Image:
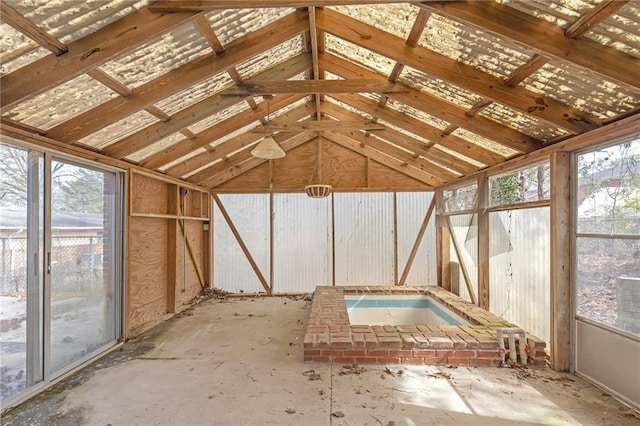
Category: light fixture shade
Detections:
[
  {"x1": 305, "y1": 184, "x2": 332, "y2": 198},
  {"x1": 251, "y1": 135, "x2": 286, "y2": 159}
]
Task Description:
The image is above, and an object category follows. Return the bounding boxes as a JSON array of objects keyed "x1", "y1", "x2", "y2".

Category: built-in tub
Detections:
[{"x1": 303, "y1": 286, "x2": 547, "y2": 366}]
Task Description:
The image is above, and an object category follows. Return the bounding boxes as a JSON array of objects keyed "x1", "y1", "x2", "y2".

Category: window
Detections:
[{"x1": 489, "y1": 162, "x2": 550, "y2": 207}]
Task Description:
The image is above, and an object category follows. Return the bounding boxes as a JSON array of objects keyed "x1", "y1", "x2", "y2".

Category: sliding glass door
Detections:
[{"x1": 0, "y1": 140, "x2": 123, "y2": 406}]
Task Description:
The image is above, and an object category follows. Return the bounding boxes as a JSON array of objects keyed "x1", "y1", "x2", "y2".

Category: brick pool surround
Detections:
[{"x1": 303, "y1": 286, "x2": 547, "y2": 366}]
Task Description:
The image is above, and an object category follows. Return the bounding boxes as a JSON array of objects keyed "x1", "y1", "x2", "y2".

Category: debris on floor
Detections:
[
  {"x1": 339, "y1": 363, "x2": 366, "y2": 376},
  {"x1": 381, "y1": 366, "x2": 403, "y2": 378},
  {"x1": 302, "y1": 369, "x2": 321, "y2": 381},
  {"x1": 332, "y1": 411, "x2": 345, "y2": 418},
  {"x1": 284, "y1": 408, "x2": 296, "y2": 414},
  {"x1": 427, "y1": 371, "x2": 452, "y2": 380}
]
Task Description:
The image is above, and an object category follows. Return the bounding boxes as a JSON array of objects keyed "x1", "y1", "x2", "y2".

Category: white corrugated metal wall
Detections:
[
  {"x1": 212, "y1": 192, "x2": 436, "y2": 293},
  {"x1": 489, "y1": 208, "x2": 551, "y2": 345}
]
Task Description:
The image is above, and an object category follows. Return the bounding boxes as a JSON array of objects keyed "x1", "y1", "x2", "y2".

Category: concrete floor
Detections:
[{"x1": 2, "y1": 296, "x2": 639, "y2": 426}]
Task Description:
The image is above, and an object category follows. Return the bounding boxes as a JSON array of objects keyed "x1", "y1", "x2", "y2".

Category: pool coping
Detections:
[{"x1": 303, "y1": 286, "x2": 547, "y2": 366}]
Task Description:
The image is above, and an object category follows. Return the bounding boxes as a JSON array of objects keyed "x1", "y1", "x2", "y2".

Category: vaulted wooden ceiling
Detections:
[{"x1": 1, "y1": 0, "x2": 639, "y2": 191}]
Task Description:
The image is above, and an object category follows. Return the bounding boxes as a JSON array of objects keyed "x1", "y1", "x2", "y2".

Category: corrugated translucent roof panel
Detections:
[
  {"x1": 523, "y1": 60, "x2": 640, "y2": 120},
  {"x1": 269, "y1": 97, "x2": 310, "y2": 120},
  {"x1": 0, "y1": 24, "x2": 49, "y2": 76},
  {"x1": 325, "y1": 34, "x2": 395, "y2": 76},
  {"x1": 584, "y1": 3, "x2": 640, "y2": 58},
  {"x1": 399, "y1": 66, "x2": 483, "y2": 110},
  {"x1": 99, "y1": 21, "x2": 210, "y2": 89},
  {"x1": 235, "y1": 36, "x2": 304, "y2": 80},
  {"x1": 329, "y1": 4, "x2": 420, "y2": 39},
  {"x1": 385, "y1": 98, "x2": 451, "y2": 130},
  {"x1": 187, "y1": 102, "x2": 251, "y2": 134},
  {"x1": 210, "y1": 121, "x2": 262, "y2": 149},
  {"x1": 480, "y1": 102, "x2": 569, "y2": 141},
  {"x1": 500, "y1": 0, "x2": 599, "y2": 28},
  {"x1": 435, "y1": 145, "x2": 485, "y2": 168},
  {"x1": 10, "y1": 0, "x2": 145, "y2": 45},
  {"x1": 206, "y1": 8, "x2": 295, "y2": 46},
  {"x1": 452, "y1": 127, "x2": 519, "y2": 157},
  {"x1": 2, "y1": 74, "x2": 118, "y2": 130},
  {"x1": 78, "y1": 110, "x2": 158, "y2": 149},
  {"x1": 154, "y1": 72, "x2": 234, "y2": 115},
  {"x1": 419, "y1": 12, "x2": 533, "y2": 80},
  {"x1": 125, "y1": 132, "x2": 187, "y2": 163}
]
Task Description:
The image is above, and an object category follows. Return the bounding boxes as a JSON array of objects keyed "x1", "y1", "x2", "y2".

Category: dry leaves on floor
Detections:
[
  {"x1": 302, "y1": 369, "x2": 321, "y2": 381},
  {"x1": 427, "y1": 372, "x2": 452, "y2": 379},
  {"x1": 339, "y1": 363, "x2": 366, "y2": 376}
]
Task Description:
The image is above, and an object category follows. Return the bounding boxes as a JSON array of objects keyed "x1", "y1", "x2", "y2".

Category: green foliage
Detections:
[{"x1": 54, "y1": 167, "x2": 104, "y2": 213}]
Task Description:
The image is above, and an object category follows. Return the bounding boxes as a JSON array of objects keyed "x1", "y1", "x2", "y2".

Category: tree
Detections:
[{"x1": 54, "y1": 167, "x2": 105, "y2": 213}]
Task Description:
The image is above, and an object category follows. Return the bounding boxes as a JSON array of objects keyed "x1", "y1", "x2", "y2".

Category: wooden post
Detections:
[
  {"x1": 435, "y1": 191, "x2": 451, "y2": 290},
  {"x1": 477, "y1": 173, "x2": 490, "y2": 310},
  {"x1": 167, "y1": 219, "x2": 178, "y2": 314},
  {"x1": 550, "y1": 152, "x2": 571, "y2": 371}
]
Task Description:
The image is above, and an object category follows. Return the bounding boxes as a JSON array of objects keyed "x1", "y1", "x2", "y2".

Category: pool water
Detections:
[{"x1": 344, "y1": 295, "x2": 469, "y2": 326}]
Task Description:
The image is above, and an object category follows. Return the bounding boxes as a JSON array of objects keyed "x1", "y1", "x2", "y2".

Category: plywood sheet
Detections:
[
  {"x1": 217, "y1": 162, "x2": 270, "y2": 191},
  {"x1": 175, "y1": 220, "x2": 205, "y2": 308},
  {"x1": 128, "y1": 216, "x2": 169, "y2": 331},
  {"x1": 272, "y1": 139, "x2": 316, "y2": 190},
  {"x1": 320, "y1": 138, "x2": 368, "y2": 189},
  {"x1": 131, "y1": 172, "x2": 171, "y2": 215},
  {"x1": 368, "y1": 159, "x2": 430, "y2": 189}
]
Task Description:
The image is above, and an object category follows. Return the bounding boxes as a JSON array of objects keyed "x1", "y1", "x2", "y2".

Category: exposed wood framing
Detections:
[
  {"x1": 1, "y1": 6, "x2": 202, "y2": 112},
  {"x1": 0, "y1": 2, "x2": 68, "y2": 56},
  {"x1": 212, "y1": 194, "x2": 271, "y2": 294},
  {"x1": 444, "y1": 215, "x2": 478, "y2": 305},
  {"x1": 45, "y1": 11, "x2": 308, "y2": 143},
  {"x1": 477, "y1": 173, "x2": 489, "y2": 310},
  {"x1": 261, "y1": 120, "x2": 385, "y2": 132},
  {"x1": 222, "y1": 79, "x2": 406, "y2": 96},
  {"x1": 423, "y1": 1, "x2": 639, "y2": 91},
  {"x1": 317, "y1": 8, "x2": 602, "y2": 133},
  {"x1": 149, "y1": 1, "x2": 423, "y2": 11},
  {"x1": 398, "y1": 196, "x2": 436, "y2": 286},
  {"x1": 550, "y1": 152, "x2": 571, "y2": 371},
  {"x1": 565, "y1": 0, "x2": 629, "y2": 39}
]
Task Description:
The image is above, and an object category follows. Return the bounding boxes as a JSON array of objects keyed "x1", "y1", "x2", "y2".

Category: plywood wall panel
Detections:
[
  {"x1": 368, "y1": 160, "x2": 430, "y2": 189},
  {"x1": 175, "y1": 220, "x2": 205, "y2": 308},
  {"x1": 320, "y1": 138, "x2": 368, "y2": 189},
  {"x1": 272, "y1": 139, "x2": 316, "y2": 190},
  {"x1": 131, "y1": 172, "x2": 171, "y2": 215},
  {"x1": 128, "y1": 216, "x2": 169, "y2": 331}
]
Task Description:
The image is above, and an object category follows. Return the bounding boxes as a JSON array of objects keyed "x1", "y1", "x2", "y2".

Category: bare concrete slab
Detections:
[{"x1": 2, "y1": 296, "x2": 638, "y2": 425}]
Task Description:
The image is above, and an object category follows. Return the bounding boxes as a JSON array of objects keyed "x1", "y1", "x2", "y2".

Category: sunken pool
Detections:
[{"x1": 303, "y1": 286, "x2": 547, "y2": 367}]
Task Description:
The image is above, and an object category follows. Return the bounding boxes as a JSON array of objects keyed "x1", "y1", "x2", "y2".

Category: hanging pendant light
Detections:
[
  {"x1": 305, "y1": 136, "x2": 332, "y2": 198},
  {"x1": 251, "y1": 96, "x2": 286, "y2": 159}
]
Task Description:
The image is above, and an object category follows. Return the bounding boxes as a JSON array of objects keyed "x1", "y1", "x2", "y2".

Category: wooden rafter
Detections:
[
  {"x1": 201, "y1": 131, "x2": 317, "y2": 188},
  {"x1": 258, "y1": 120, "x2": 385, "y2": 132},
  {"x1": 308, "y1": 7, "x2": 323, "y2": 120},
  {"x1": 422, "y1": 1, "x2": 639, "y2": 91},
  {"x1": 565, "y1": 0, "x2": 630, "y2": 39},
  {"x1": 320, "y1": 54, "x2": 542, "y2": 154},
  {"x1": 141, "y1": 94, "x2": 307, "y2": 170},
  {"x1": 102, "y1": 54, "x2": 310, "y2": 159},
  {"x1": 0, "y1": 2, "x2": 68, "y2": 56},
  {"x1": 0, "y1": 6, "x2": 202, "y2": 113},
  {"x1": 504, "y1": 54, "x2": 550, "y2": 88},
  {"x1": 149, "y1": 1, "x2": 423, "y2": 12},
  {"x1": 45, "y1": 11, "x2": 308, "y2": 143},
  {"x1": 222, "y1": 79, "x2": 406, "y2": 96},
  {"x1": 317, "y1": 8, "x2": 602, "y2": 134},
  {"x1": 166, "y1": 103, "x2": 315, "y2": 178},
  {"x1": 322, "y1": 103, "x2": 479, "y2": 175}
]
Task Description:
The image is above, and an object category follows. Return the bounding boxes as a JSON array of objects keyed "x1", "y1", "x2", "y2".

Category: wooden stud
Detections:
[
  {"x1": 477, "y1": 172, "x2": 490, "y2": 310},
  {"x1": 149, "y1": 1, "x2": 422, "y2": 11},
  {"x1": 87, "y1": 69, "x2": 133, "y2": 97},
  {"x1": 167, "y1": 219, "x2": 178, "y2": 314},
  {"x1": 222, "y1": 79, "x2": 406, "y2": 96},
  {"x1": 505, "y1": 54, "x2": 550, "y2": 88},
  {"x1": 393, "y1": 192, "x2": 399, "y2": 285},
  {"x1": 436, "y1": 221, "x2": 451, "y2": 291},
  {"x1": 399, "y1": 196, "x2": 436, "y2": 286},
  {"x1": 565, "y1": 0, "x2": 629, "y2": 39},
  {"x1": 550, "y1": 151, "x2": 571, "y2": 371},
  {"x1": 212, "y1": 194, "x2": 271, "y2": 294},
  {"x1": 444, "y1": 215, "x2": 478, "y2": 305}
]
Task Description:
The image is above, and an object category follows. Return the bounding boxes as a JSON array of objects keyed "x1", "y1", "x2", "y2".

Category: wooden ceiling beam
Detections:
[
  {"x1": 0, "y1": 2, "x2": 68, "y2": 56},
  {"x1": 322, "y1": 131, "x2": 439, "y2": 187},
  {"x1": 140, "y1": 94, "x2": 307, "y2": 170},
  {"x1": 166, "y1": 103, "x2": 315, "y2": 178},
  {"x1": 46, "y1": 10, "x2": 308, "y2": 143},
  {"x1": 327, "y1": 93, "x2": 506, "y2": 166},
  {"x1": 565, "y1": 0, "x2": 629, "y2": 39},
  {"x1": 149, "y1": 1, "x2": 422, "y2": 12},
  {"x1": 317, "y1": 8, "x2": 602, "y2": 134},
  {"x1": 1, "y1": 6, "x2": 202, "y2": 113},
  {"x1": 222, "y1": 79, "x2": 406, "y2": 96},
  {"x1": 198, "y1": 131, "x2": 317, "y2": 187},
  {"x1": 323, "y1": 103, "x2": 480, "y2": 175},
  {"x1": 321, "y1": 53, "x2": 541, "y2": 153},
  {"x1": 261, "y1": 120, "x2": 385, "y2": 132},
  {"x1": 422, "y1": 1, "x2": 639, "y2": 91},
  {"x1": 103, "y1": 54, "x2": 310, "y2": 159}
]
